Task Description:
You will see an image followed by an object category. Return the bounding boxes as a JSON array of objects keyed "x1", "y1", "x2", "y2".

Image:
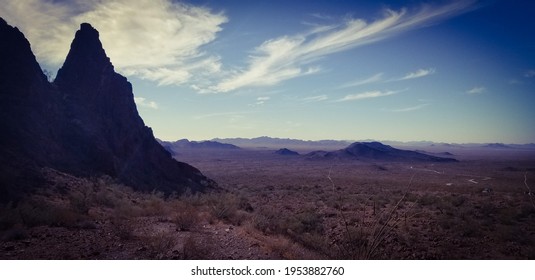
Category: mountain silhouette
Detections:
[
  {"x1": 274, "y1": 148, "x2": 300, "y2": 156},
  {"x1": 306, "y1": 141, "x2": 458, "y2": 162},
  {"x1": 161, "y1": 139, "x2": 240, "y2": 151},
  {"x1": 0, "y1": 19, "x2": 213, "y2": 200}
]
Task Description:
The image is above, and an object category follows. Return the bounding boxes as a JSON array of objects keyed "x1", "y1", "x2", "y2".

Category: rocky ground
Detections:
[{"x1": 2, "y1": 149, "x2": 535, "y2": 260}]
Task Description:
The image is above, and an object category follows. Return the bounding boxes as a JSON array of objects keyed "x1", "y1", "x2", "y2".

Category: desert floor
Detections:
[{"x1": 1, "y1": 147, "x2": 534, "y2": 259}]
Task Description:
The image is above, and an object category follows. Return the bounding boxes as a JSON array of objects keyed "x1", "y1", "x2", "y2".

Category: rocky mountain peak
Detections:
[
  {"x1": 54, "y1": 23, "x2": 113, "y2": 92},
  {"x1": 0, "y1": 19, "x2": 214, "y2": 201}
]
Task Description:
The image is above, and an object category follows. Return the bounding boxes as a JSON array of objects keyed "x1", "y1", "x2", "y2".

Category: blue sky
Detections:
[{"x1": 1, "y1": 0, "x2": 534, "y2": 143}]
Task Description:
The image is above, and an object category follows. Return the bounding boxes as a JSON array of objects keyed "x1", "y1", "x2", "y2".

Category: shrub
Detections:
[
  {"x1": 111, "y1": 216, "x2": 134, "y2": 240},
  {"x1": 173, "y1": 204, "x2": 199, "y2": 231},
  {"x1": 182, "y1": 235, "x2": 213, "y2": 260},
  {"x1": 17, "y1": 199, "x2": 78, "y2": 228},
  {"x1": 145, "y1": 231, "x2": 177, "y2": 259}
]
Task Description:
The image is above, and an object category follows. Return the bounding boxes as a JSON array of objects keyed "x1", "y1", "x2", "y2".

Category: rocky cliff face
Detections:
[{"x1": 0, "y1": 19, "x2": 213, "y2": 200}]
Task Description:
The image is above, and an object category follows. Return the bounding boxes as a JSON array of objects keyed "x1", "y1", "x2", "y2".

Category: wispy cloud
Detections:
[
  {"x1": 303, "y1": 95, "x2": 328, "y2": 102},
  {"x1": 387, "y1": 103, "x2": 429, "y2": 112},
  {"x1": 339, "y1": 73, "x2": 384, "y2": 89},
  {"x1": 0, "y1": 0, "x2": 227, "y2": 86},
  {"x1": 210, "y1": 1, "x2": 475, "y2": 93},
  {"x1": 193, "y1": 111, "x2": 253, "y2": 120},
  {"x1": 255, "y1": 96, "x2": 271, "y2": 105},
  {"x1": 134, "y1": 97, "x2": 158, "y2": 109},
  {"x1": 335, "y1": 90, "x2": 397, "y2": 102},
  {"x1": 467, "y1": 86, "x2": 485, "y2": 94},
  {"x1": 398, "y1": 68, "x2": 436, "y2": 80}
]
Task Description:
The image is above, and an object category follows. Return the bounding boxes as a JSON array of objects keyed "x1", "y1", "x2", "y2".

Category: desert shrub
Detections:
[
  {"x1": 437, "y1": 215, "x2": 455, "y2": 230},
  {"x1": 141, "y1": 191, "x2": 168, "y2": 216},
  {"x1": 204, "y1": 192, "x2": 240, "y2": 222},
  {"x1": 335, "y1": 226, "x2": 370, "y2": 259},
  {"x1": 266, "y1": 236, "x2": 299, "y2": 259},
  {"x1": 515, "y1": 204, "x2": 535, "y2": 221},
  {"x1": 418, "y1": 194, "x2": 439, "y2": 206},
  {"x1": 173, "y1": 204, "x2": 199, "y2": 231},
  {"x1": 448, "y1": 195, "x2": 466, "y2": 207},
  {"x1": 286, "y1": 209, "x2": 324, "y2": 235},
  {"x1": 182, "y1": 234, "x2": 213, "y2": 260},
  {"x1": 111, "y1": 216, "x2": 134, "y2": 240},
  {"x1": 94, "y1": 187, "x2": 122, "y2": 208},
  {"x1": 69, "y1": 191, "x2": 91, "y2": 215},
  {"x1": 145, "y1": 231, "x2": 177, "y2": 259},
  {"x1": 17, "y1": 199, "x2": 78, "y2": 228},
  {"x1": 479, "y1": 202, "x2": 497, "y2": 217},
  {"x1": 114, "y1": 200, "x2": 144, "y2": 218},
  {"x1": 252, "y1": 208, "x2": 279, "y2": 234},
  {"x1": 458, "y1": 218, "x2": 482, "y2": 238}
]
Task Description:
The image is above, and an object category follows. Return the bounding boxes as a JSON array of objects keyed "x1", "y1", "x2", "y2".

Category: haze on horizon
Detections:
[{"x1": 1, "y1": 0, "x2": 534, "y2": 144}]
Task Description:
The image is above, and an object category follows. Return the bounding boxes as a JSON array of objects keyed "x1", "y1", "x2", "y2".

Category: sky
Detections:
[{"x1": 1, "y1": 0, "x2": 534, "y2": 144}]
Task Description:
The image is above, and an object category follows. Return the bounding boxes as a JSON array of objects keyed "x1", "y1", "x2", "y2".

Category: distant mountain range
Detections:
[
  {"x1": 305, "y1": 142, "x2": 458, "y2": 162},
  {"x1": 212, "y1": 136, "x2": 351, "y2": 149},
  {"x1": 211, "y1": 137, "x2": 535, "y2": 150},
  {"x1": 159, "y1": 139, "x2": 240, "y2": 153}
]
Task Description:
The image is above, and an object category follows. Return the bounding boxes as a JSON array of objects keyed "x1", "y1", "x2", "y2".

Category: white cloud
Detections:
[
  {"x1": 0, "y1": 0, "x2": 227, "y2": 86},
  {"x1": 398, "y1": 68, "x2": 436, "y2": 80},
  {"x1": 254, "y1": 96, "x2": 271, "y2": 105},
  {"x1": 387, "y1": 103, "x2": 429, "y2": 112},
  {"x1": 467, "y1": 86, "x2": 485, "y2": 94},
  {"x1": 336, "y1": 90, "x2": 397, "y2": 102},
  {"x1": 210, "y1": 1, "x2": 475, "y2": 93},
  {"x1": 339, "y1": 73, "x2": 384, "y2": 89},
  {"x1": 303, "y1": 95, "x2": 328, "y2": 102},
  {"x1": 134, "y1": 97, "x2": 158, "y2": 109}
]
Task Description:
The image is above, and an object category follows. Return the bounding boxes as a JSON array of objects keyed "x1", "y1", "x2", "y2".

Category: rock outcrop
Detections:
[
  {"x1": 0, "y1": 19, "x2": 213, "y2": 200},
  {"x1": 306, "y1": 141, "x2": 458, "y2": 162},
  {"x1": 274, "y1": 148, "x2": 299, "y2": 156}
]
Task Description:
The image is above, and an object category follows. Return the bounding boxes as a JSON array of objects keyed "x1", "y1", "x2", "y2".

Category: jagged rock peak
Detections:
[
  {"x1": 0, "y1": 17, "x2": 48, "y2": 92},
  {"x1": 55, "y1": 23, "x2": 113, "y2": 89}
]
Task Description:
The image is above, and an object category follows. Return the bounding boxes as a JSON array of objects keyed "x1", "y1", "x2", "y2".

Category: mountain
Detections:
[
  {"x1": 0, "y1": 19, "x2": 213, "y2": 200},
  {"x1": 482, "y1": 143, "x2": 512, "y2": 149},
  {"x1": 306, "y1": 142, "x2": 458, "y2": 162},
  {"x1": 161, "y1": 139, "x2": 240, "y2": 151},
  {"x1": 212, "y1": 136, "x2": 350, "y2": 149},
  {"x1": 274, "y1": 148, "x2": 299, "y2": 156}
]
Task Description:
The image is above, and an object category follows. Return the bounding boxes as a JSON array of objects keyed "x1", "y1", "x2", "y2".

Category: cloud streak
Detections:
[
  {"x1": 398, "y1": 68, "x2": 436, "y2": 80},
  {"x1": 336, "y1": 90, "x2": 397, "y2": 102},
  {"x1": 0, "y1": 0, "x2": 227, "y2": 86},
  {"x1": 210, "y1": 1, "x2": 475, "y2": 93},
  {"x1": 303, "y1": 95, "x2": 328, "y2": 102},
  {"x1": 387, "y1": 103, "x2": 429, "y2": 112},
  {"x1": 255, "y1": 96, "x2": 271, "y2": 105},
  {"x1": 339, "y1": 73, "x2": 384, "y2": 89},
  {"x1": 467, "y1": 86, "x2": 485, "y2": 94}
]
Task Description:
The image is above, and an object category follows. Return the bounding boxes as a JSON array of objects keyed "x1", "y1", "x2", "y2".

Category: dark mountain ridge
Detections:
[
  {"x1": 306, "y1": 141, "x2": 458, "y2": 162},
  {"x1": 0, "y1": 19, "x2": 213, "y2": 200},
  {"x1": 161, "y1": 139, "x2": 240, "y2": 151},
  {"x1": 212, "y1": 136, "x2": 350, "y2": 149},
  {"x1": 274, "y1": 148, "x2": 300, "y2": 156}
]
